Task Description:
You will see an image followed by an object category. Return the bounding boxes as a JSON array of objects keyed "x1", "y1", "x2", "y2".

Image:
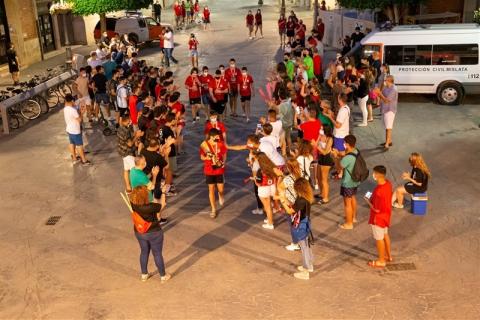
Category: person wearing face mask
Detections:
[
  {"x1": 185, "y1": 67, "x2": 203, "y2": 123},
  {"x1": 200, "y1": 128, "x2": 227, "y2": 218},
  {"x1": 284, "y1": 53, "x2": 295, "y2": 81},
  {"x1": 364, "y1": 165, "x2": 393, "y2": 268},
  {"x1": 238, "y1": 66, "x2": 254, "y2": 122},
  {"x1": 204, "y1": 111, "x2": 227, "y2": 142},
  {"x1": 254, "y1": 9, "x2": 263, "y2": 38},
  {"x1": 225, "y1": 58, "x2": 241, "y2": 117},
  {"x1": 208, "y1": 69, "x2": 228, "y2": 120},
  {"x1": 199, "y1": 66, "x2": 214, "y2": 113}
]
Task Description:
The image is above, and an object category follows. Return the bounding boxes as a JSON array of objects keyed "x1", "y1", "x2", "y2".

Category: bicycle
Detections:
[
  {"x1": 0, "y1": 91, "x2": 20, "y2": 130},
  {"x1": 2, "y1": 87, "x2": 42, "y2": 120}
]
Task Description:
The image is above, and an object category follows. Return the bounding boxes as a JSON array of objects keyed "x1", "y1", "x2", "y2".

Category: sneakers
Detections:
[
  {"x1": 297, "y1": 265, "x2": 314, "y2": 273},
  {"x1": 195, "y1": 116, "x2": 200, "y2": 121},
  {"x1": 262, "y1": 223, "x2": 274, "y2": 230},
  {"x1": 160, "y1": 274, "x2": 172, "y2": 282},
  {"x1": 293, "y1": 270, "x2": 310, "y2": 280},
  {"x1": 314, "y1": 184, "x2": 319, "y2": 190},
  {"x1": 141, "y1": 273, "x2": 150, "y2": 282},
  {"x1": 356, "y1": 123, "x2": 368, "y2": 127},
  {"x1": 392, "y1": 202, "x2": 404, "y2": 209},
  {"x1": 251, "y1": 208, "x2": 263, "y2": 215},
  {"x1": 159, "y1": 218, "x2": 168, "y2": 226},
  {"x1": 285, "y1": 243, "x2": 300, "y2": 251},
  {"x1": 263, "y1": 219, "x2": 269, "y2": 224}
]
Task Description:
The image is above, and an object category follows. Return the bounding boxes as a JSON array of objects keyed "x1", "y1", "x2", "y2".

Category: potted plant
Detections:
[{"x1": 49, "y1": 0, "x2": 73, "y2": 15}]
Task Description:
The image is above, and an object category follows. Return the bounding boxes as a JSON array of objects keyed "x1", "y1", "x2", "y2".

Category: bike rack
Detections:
[{"x1": 0, "y1": 69, "x2": 77, "y2": 135}]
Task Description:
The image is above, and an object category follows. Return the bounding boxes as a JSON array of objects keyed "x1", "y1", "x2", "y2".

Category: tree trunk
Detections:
[
  {"x1": 313, "y1": 0, "x2": 319, "y2": 25},
  {"x1": 100, "y1": 13, "x2": 107, "y2": 33},
  {"x1": 384, "y1": 6, "x2": 394, "y2": 23},
  {"x1": 393, "y1": 4, "x2": 400, "y2": 24}
]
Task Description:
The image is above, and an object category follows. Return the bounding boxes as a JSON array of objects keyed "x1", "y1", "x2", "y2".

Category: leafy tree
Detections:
[
  {"x1": 70, "y1": 0, "x2": 153, "y2": 32},
  {"x1": 337, "y1": 0, "x2": 426, "y2": 24}
]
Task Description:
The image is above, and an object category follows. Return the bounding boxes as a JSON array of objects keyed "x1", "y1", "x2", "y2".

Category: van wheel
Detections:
[
  {"x1": 436, "y1": 81, "x2": 463, "y2": 105},
  {"x1": 128, "y1": 33, "x2": 139, "y2": 45}
]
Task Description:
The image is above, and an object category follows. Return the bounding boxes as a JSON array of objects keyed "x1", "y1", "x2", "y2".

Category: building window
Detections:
[
  {"x1": 38, "y1": 14, "x2": 55, "y2": 53},
  {"x1": 432, "y1": 44, "x2": 479, "y2": 65}
]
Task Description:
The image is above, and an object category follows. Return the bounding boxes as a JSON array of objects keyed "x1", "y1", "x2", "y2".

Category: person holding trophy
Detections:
[{"x1": 200, "y1": 128, "x2": 227, "y2": 218}]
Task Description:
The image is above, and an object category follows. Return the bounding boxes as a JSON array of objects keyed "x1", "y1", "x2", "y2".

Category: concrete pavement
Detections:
[{"x1": 0, "y1": 0, "x2": 479, "y2": 319}]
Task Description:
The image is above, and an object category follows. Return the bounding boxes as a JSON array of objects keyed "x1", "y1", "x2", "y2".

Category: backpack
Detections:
[{"x1": 347, "y1": 151, "x2": 369, "y2": 182}]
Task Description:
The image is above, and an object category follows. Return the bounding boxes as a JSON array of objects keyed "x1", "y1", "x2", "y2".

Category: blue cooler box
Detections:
[{"x1": 411, "y1": 193, "x2": 428, "y2": 215}]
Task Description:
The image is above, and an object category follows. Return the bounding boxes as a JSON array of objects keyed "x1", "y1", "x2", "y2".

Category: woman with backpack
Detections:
[
  {"x1": 130, "y1": 186, "x2": 171, "y2": 282},
  {"x1": 281, "y1": 178, "x2": 314, "y2": 280}
]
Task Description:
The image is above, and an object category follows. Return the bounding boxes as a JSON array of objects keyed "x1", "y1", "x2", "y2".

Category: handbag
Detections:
[{"x1": 120, "y1": 192, "x2": 152, "y2": 234}]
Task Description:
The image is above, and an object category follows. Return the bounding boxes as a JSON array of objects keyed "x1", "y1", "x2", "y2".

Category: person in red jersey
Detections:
[
  {"x1": 184, "y1": 67, "x2": 203, "y2": 124},
  {"x1": 246, "y1": 10, "x2": 254, "y2": 40},
  {"x1": 237, "y1": 66, "x2": 254, "y2": 123},
  {"x1": 188, "y1": 33, "x2": 199, "y2": 68},
  {"x1": 199, "y1": 66, "x2": 214, "y2": 113},
  {"x1": 200, "y1": 128, "x2": 227, "y2": 218},
  {"x1": 278, "y1": 13, "x2": 287, "y2": 46},
  {"x1": 364, "y1": 165, "x2": 393, "y2": 269},
  {"x1": 209, "y1": 69, "x2": 228, "y2": 120},
  {"x1": 129, "y1": 85, "x2": 141, "y2": 131},
  {"x1": 224, "y1": 58, "x2": 241, "y2": 117},
  {"x1": 254, "y1": 9, "x2": 263, "y2": 38},
  {"x1": 193, "y1": 0, "x2": 200, "y2": 22},
  {"x1": 204, "y1": 110, "x2": 227, "y2": 142},
  {"x1": 173, "y1": 1, "x2": 183, "y2": 30},
  {"x1": 167, "y1": 92, "x2": 185, "y2": 154},
  {"x1": 203, "y1": 6, "x2": 211, "y2": 31}
]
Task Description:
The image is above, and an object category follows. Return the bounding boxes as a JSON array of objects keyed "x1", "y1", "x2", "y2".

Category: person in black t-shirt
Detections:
[
  {"x1": 6, "y1": 43, "x2": 20, "y2": 85},
  {"x1": 393, "y1": 152, "x2": 430, "y2": 209},
  {"x1": 158, "y1": 112, "x2": 178, "y2": 174},
  {"x1": 350, "y1": 27, "x2": 365, "y2": 48},
  {"x1": 92, "y1": 65, "x2": 111, "y2": 120}
]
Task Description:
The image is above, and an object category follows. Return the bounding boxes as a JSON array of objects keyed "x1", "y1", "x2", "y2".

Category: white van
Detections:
[{"x1": 359, "y1": 24, "x2": 480, "y2": 105}]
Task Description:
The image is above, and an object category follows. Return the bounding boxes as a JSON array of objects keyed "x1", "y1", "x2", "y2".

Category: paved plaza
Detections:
[{"x1": 1, "y1": 0, "x2": 480, "y2": 319}]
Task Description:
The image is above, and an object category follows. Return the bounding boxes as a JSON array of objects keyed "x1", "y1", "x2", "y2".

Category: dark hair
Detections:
[
  {"x1": 207, "y1": 128, "x2": 221, "y2": 138},
  {"x1": 262, "y1": 123, "x2": 273, "y2": 135},
  {"x1": 169, "y1": 91, "x2": 181, "y2": 102},
  {"x1": 202, "y1": 66, "x2": 209, "y2": 71},
  {"x1": 307, "y1": 106, "x2": 317, "y2": 118},
  {"x1": 165, "y1": 112, "x2": 176, "y2": 123},
  {"x1": 64, "y1": 94, "x2": 74, "y2": 102},
  {"x1": 323, "y1": 125, "x2": 333, "y2": 138},
  {"x1": 241, "y1": 67, "x2": 248, "y2": 71},
  {"x1": 344, "y1": 134, "x2": 356, "y2": 148},
  {"x1": 268, "y1": 109, "x2": 277, "y2": 117},
  {"x1": 79, "y1": 67, "x2": 85, "y2": 72},
  {"x1": 191, "y1": 67, "x2": 198, "y2": 74},
  {"x1": 229, "y1": 58, "x2": 236, "y2": 62},
  {"x1": 247, "y1": 134, "x2": 260, "y2": 144},
  {"x1": 95, "y1": 65, "x2": 103, "y2": 72},
  {"x1": 373, "y1": 165, "x2": 387, "y2": 175},
  {"x1": 338, "y1": 93, "x2": 348, "y2": 104}
]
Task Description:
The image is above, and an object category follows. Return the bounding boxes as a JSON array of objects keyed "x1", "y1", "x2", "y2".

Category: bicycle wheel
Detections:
[
  {"x1": 19, "y1": 99, "x2": 42, "y2": 120},
  {"x1": 35, "y1": 96, "x2": 49, "y2": 114},
  {"x1": 57, "y1": 82, "x2": 72, "y2": 98},
  {"x1": 46, "y1": 88, "x2": 60, "y2": 109},
  {"x1": 9, "y1": 114, "x2": 20, "y2": 130}
]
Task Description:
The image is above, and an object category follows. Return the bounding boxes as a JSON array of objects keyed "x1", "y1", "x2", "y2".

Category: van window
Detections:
[
  {"x1": 384, "y1": 45, "x2": 432, "y2": 65},
  {"x1": 106, "y1": 19, "x2": 117, "y2": 31},
  {"x1": 432, "y1": 44, "x2": 479, "y2": 65},
  {"x1": 138, "y1": 18, "x2": 146, "y2": 28}
]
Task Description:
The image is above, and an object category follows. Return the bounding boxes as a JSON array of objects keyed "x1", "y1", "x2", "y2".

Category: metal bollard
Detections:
[{"x1": 65, "y1": 47, "x2": 73, "y2": 69}]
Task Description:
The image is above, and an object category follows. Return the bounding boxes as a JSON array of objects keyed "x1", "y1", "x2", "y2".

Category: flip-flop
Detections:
[
  {"x1": 338, "y1": 223, "x2": 353, "y2": 230},
  {"x1": 368, "y1": 260, "x2": 386, "y2": 269}
]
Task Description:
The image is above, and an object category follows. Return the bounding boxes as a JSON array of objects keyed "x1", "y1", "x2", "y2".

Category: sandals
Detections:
[
  {"x1": 368, "y1": 260, "x2": 386, "y2": 269},
  {"x1": 338, "y1": 223, "x2": 353, "y2": 230},
  {"x1": 210, "y1": 210, "x2": 217, "y2": 219}
]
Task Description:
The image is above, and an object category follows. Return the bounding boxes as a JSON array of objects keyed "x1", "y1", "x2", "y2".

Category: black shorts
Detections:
[
  {"x1": 206, "y1": 174, "x2": 224, "y2": 185},
  {"x1": 211, "y1": 101, "x2": 226, "y2": 115},
  {"x1": 340, "y1": 186, "x2": 358, "y2": 198},
  {"x1": 318, "y1": 154, "x2": 334, "y2": 167},
  {"x1": 229, "y1": 90, "x2": 238, "y2": 98},
  {"x1": 240, "y1": 95, "x2": 251, "y2": 102},
  {"x1": 190, "y1": 97, "x2": 201, "y2": 105},
  {"x1": 287, "y1": 30, "x2": 295, "y2": 37},
  {"x1": 118, "y1": 107, "x2": 129, "y2": 117},
  {"x1": 404, "y1": 182, "x2": 424, "y2": 195}
]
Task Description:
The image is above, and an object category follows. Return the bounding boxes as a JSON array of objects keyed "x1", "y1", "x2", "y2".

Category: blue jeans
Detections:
[
  {"x1": 164, "y1": 48, "x2": 178, "y2": 67},
  {"x1": 135, "y1": 229, "x2": 166, "y2": 276}
]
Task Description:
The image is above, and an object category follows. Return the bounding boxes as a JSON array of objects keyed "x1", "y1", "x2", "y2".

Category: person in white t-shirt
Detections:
[
  {"x1": 327, "y1": 93, "x2": 350, "y2": 178},
  {"x1": 294, "y1": 140, "x2": 314, "y2": 181},
  {"x1": 63, "y1": 94, "x2": 90, "y2": 165},
  {"x1": 87, "y1": 51, "x2": 102, "y2": 69},
  {"x1": 163, "y1": 27, "x2": 178, "y2": 67},
  {"x1": 116, "y1": 76, "x2": 129, "y2": 118},
  {"x1": 267, "y1": 109, "x2": 284, "y2": 152}
]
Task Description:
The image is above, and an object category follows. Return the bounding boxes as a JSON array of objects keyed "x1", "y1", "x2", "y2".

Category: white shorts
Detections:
[
  {"x1": 123, "y1": 155, "x2": 135, "y2": 171},
  {"x1": 77, "y1": 96, "x2": 91, "y2": 106},
  {"x1": 383, "y1": 111, "x2": 396, "y2": 130},
  {"x1": 371, "y1": 225, "x2": 388, "y2": 241},
  {"x1": 257, "y1": 184, "x2": 276, "y2": 198}
]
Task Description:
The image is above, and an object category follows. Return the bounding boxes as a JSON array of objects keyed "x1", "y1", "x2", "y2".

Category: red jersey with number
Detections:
[
  {"x1": 224, "y1": 67, "x2": 241, "y2": 87},
  {"x1": 246, "y1": 14, "x2": 254, "y2": 25},
  {"x1": 185, "y1": 75, "x2": 201, "y2": 99},
  {"x1": 128, "y1": 95, "x2": 139, "y2": 125},
  {"x1": 209, "y1": 77, "x2": 228, "y2": 101},
  {"x1": 238, "y1": 74, "x2": 254, "y2": 97},
  {"x1": 200, "y1": 141, "x2": 227, "y2": 175},
  {"x1": 313, "y1": 55, "x2": 322, "y2": 76},
  {"x1": 188, "y1": 39, "x2": 198, "y2": 50},
  {"x1": 199, "y1": 74, "x2": 214, "y2": 95}
]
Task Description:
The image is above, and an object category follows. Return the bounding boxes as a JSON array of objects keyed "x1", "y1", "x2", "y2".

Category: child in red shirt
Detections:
[
  {"x1": 365, "y1": 165, "x2": 393, "y2": 268},
  {"x1": 204, "y1": 111, "x2": 227, "y2": 142},
  {"x1": 224, "y1": 58, "x2": 241, "y2": 117},
  {"x1": 184, "y1": 67, "x2": 202, "y2": 123},
  {"x1": 246, "y1": 10, "x2": 254, "y2": 39},
  {"x1": 254, "y1": 9, "x2": 263, "y2": 38},
  {"x1": 203, "y1": 6, "x2": 211, "y2": 30},
  {"x1": 200, "y1": 128, "x2": 227, "y2": 218},
  {"x1": 188, "y1": 33, "x2": 199, "y2": 68},
  {"x1": 237, "y1": 67, "x2": 254, "y2": 123}
]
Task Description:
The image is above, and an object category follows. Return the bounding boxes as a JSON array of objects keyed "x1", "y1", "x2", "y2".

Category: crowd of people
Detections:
[{"x1": 63, "y1": 6, "x2": 431, "y2": 282}]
